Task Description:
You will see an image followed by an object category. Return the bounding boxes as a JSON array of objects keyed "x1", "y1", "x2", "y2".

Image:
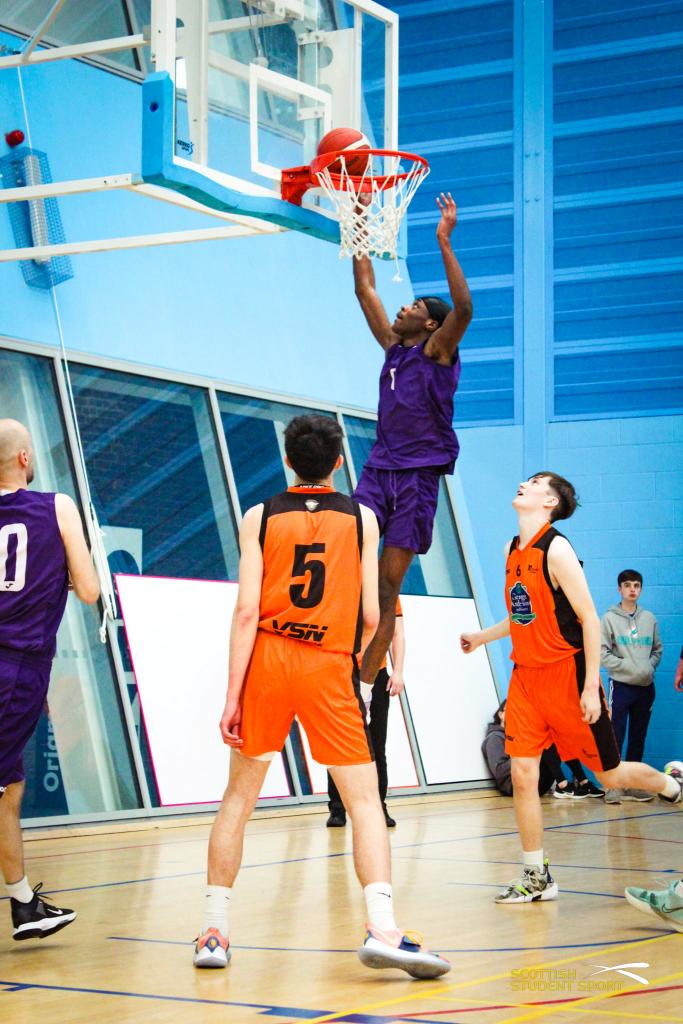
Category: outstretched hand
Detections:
[{"x1": 436, "y1": 192, "x2": 457, "y2": 240}]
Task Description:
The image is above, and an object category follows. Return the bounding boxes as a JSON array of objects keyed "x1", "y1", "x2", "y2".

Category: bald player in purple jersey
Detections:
[
  {"x1": 0, "y1": 419, "x2": 100, "y2": 941},
  {"x1": 353, "y1": 192, "x2": 472, "y2": 698}
]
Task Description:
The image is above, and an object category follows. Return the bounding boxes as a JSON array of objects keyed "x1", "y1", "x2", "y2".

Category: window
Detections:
[{"x1": 0, "y1": 349, "x2": 140, "y2": 817}]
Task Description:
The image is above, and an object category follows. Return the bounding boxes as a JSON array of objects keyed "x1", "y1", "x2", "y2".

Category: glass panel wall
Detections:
[
  {"x1": 69, "y1": 364, "x2": 240, "y2": 807},
  {"x1": 217, "y1": 393, "x2": 352, "y2": 510},
  {"x1": 0, "y1": 349, "x2": 140, "y2": 817},
  {"x1": 342, "y1": 414, "x2": 472, "y2": 598}
]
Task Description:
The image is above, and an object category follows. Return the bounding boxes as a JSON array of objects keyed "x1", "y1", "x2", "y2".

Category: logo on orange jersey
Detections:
[
  {"x1": 305, "y1": 499, "x2": 319, "y2": 512},
  {"x1": 510, "y1": 582, "x2": 536, "y2": 625},
  {"x1": 272, "y1": 619, "x2": 329, "y2": 644}
]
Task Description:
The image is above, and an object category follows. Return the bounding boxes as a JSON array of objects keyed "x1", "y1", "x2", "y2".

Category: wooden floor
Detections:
[{"x1": 1, "y1": 791, "x2": 682, "y2": 1024}]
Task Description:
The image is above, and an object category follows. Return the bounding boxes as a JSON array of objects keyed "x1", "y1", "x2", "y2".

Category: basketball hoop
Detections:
[{"x1": 282, "y1": 148, "x2": 430, "y2": 266}]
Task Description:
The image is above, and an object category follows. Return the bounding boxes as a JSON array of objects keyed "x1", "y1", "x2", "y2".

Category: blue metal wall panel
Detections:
[
  {"x1": 553, "y1": 0, "x2": 683, "y2": 417},
  {"x1": 385, "y1": 0, "x2": 515, "y2": 425}
]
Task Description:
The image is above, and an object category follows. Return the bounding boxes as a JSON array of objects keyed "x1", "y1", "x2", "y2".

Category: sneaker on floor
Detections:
[
  {"x1": 624, "y1": 880, "x2": 683, "y2": 933},
  {"x1": 357, "y1": 925, "x2": 450, "y2": 979},
  {"x1": 552, "y1": 782, "x2": 576, "y2": 799},
  {"x1": 326, "y1": 812, "x2": 346, "y2": 827},
  {"x1": 660, "y1": 761, "x2": 683, "y2": 804},
  {"x1": 11, "y1": 883, "x2": 76, "y2": 941},
  {"x1": 575, "y1": 780, "x2": 604, "y2": 798},
  {"x1": 495, "y1": 860, "x2": 558, "y2": 904},
  {"x1": 605, "y1": 789, "x2": 622, "y2": 804},
  {"x1": 621, "y1": 788, "x2": 655, "y2": 802},
  {"x1": 193, "y1": 927, "x2": 231, "y2": 968}
]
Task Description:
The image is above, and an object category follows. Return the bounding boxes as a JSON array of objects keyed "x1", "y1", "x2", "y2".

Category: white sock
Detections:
[
  {"x1": 523, "y1": 849, "x2": 544, "y2": 872},
  {"x1": 6, "y1": 876, "x2": 34, "y2": 903},
  {"x1": 660, "y1": 775, "x2": 680, "y2": 800},
  {"x1": 364, "y1": 882, "x2": 398, "y2": 933},
  {"x1": 202, "y1": 884, "x2": 231, "y2": 935},
  {"x1": 674, "y1": 880, "x2": 683, "y2": 899}
]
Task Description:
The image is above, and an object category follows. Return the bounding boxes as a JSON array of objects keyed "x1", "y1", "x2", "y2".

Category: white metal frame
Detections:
[{"x1": 0, "y1": 0, "x2": 399, "y2": 263}]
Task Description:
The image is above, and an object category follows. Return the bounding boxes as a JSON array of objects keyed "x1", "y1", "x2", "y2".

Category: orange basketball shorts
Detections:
[
  {"x1": 505, "y1": 651, "x2": 620, "y2": 772},
  {"x1": 239, "y1": 630, "x2": 374, "y2": 767}
]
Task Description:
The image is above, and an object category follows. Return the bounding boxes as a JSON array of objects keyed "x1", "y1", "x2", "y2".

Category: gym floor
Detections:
[{"x1": 1, "y1": 791, "x2": 681, "y2": 1024}]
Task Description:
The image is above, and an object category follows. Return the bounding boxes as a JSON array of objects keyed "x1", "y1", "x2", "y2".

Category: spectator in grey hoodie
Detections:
[{"x1": 601, "y1": 569, "x2": 662, "y2": 804}]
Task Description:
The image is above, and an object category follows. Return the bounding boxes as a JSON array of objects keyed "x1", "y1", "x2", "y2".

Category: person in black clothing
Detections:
[
  {"x1": 482, "y1": 700, "x2": 604, "y2": 798},
  {"x1": 328, "y1": 607, "x2": 405, "y2": 828}
]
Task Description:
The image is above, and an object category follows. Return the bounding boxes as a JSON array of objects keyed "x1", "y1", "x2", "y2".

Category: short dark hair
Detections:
[
  {"x1": 530, "y1": 471, "x2": 579, "y2": 522},
  {"x1": 618, "y1": 569, "x2": 643, "y2": 587},
  {"x1": 284, "y1": 414, "x2": 343, "y2": 482},
  {"x1": 492, "y1": 698, "x2": 507, "y2": 725}
]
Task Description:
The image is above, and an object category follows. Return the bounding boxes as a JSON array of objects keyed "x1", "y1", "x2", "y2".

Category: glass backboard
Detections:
[{"x1": 143, "y1": 0, "x2": 398, "y2": 239}]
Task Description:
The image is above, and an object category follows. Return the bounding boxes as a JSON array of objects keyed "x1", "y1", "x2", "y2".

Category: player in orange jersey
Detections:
[
  {"x1": 461, "y1": 472, "x2": 682, "y2": 904},
  {"x1": 194, "y1": 414, "x2": 450, "y2": 979}
]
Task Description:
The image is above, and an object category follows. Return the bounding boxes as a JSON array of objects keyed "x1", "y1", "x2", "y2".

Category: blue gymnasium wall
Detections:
[
  {"x1": 384, "y1": 0, "x2": 683, "y2": 764},
  {"x1": 1, "y1": 4, "x2": 682, "y2": 762}
]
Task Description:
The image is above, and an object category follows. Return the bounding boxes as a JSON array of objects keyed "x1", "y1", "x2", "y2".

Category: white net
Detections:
[{"x1": 313, "y1": 151, "x2": 429, "y2": 264}]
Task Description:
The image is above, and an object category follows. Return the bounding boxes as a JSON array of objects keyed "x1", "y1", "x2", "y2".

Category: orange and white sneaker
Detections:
[
  {"x1": 193, "y1": 927, "x2": 231, "y2": 968},
  {"x1": 357, "y1": 925, "x2": 451, "y2": 979}
]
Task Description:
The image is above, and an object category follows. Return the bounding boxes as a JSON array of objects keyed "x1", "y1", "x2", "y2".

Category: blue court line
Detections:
[
  {"x1": 392, "y1": 854, "x2": 681, "y2": 874},
  {"x1": 0, "y1": 980, "x2": 390, "y2": 1023},
  {"x1": 4, "y1": 810, "x2": 675, "y2": 903},
  {"x1": 106, "y1": 932, "x2": 669, "y2": 954},
  {"x1": 445, "y1": 881, "x2": 624, "y2": 899}
]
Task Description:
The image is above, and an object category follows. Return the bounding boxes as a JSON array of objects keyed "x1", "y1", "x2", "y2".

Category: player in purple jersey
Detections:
[
  {"x1": 0, "y1": 419, "x2": 99, "y2": 941},
  {"x1": 352, "y1": 192, "x2": 472, "y2": 699}
]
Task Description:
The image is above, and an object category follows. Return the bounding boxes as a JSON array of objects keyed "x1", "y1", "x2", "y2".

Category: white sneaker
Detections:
[{"x1": 357, "y1": 925, "x2": 451, "y2": 979}]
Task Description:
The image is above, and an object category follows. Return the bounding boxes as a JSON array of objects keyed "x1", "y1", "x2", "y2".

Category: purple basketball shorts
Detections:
[
  {"x1": 353, "y1": 466, "x2": 441, "y2": 555},
  {"x1": 0, "y1": 648, "x2": 52, "y2": 793}
]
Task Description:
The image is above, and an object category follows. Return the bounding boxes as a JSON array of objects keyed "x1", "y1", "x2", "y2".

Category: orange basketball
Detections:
[{"x1": 317, "y1": 127, "x2": 371, "y2": 176}]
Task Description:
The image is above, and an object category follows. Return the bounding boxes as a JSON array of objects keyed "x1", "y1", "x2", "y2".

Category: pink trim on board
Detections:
[{"x1": 114, "y1": 574, "x2": 290, "y2": 806}]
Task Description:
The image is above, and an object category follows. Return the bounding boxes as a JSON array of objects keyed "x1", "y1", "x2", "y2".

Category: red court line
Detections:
[
  {"x1": 561, "y1": 830, "x2": 683, "y2": 845},
  {"x1": 396, "y1": 981, "x2": 683, "y2": 1017}
]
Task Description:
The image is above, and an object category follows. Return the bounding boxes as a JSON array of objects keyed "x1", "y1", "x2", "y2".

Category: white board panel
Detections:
[
  {"x1": 400, "y1": 595, "x2": 499, "y2": 785},
  {"x1": 115, "y1": 575, "x2": 290, "y2": 805},
  {"x1": 297, "y1": 685, "x2": 419, "y2": 796}
]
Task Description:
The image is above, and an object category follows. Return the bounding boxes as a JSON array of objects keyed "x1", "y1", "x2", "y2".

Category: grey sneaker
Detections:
[
  {"x1": 495, "y1": 860, "x2": 558, "y2": 904},
  {"x1": 604, "y1": 789, "x2": 622, "y2": 804},
  {"x1": 622, "y1": 789, "x2": 655, "y2": 802},
  {"x1": 660, "y1": 761, "x2": 683, "y2": 804}
]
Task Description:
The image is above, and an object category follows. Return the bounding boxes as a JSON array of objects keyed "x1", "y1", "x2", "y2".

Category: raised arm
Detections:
[
  {"x1": 547, "y1": 537, "x2": 602, "y2": 724},
  {"x1": 55, "y1": 493, "x2": 100, "y2": 604},
  {"x1": 220, "y1": 504, "x2": 264, "y2": 747},
  {"x1": 353, "y1": 255, "x2": 400, "y2": 351},
  {"x1": 425, "y1": 193, "x2": 473, "y2": 365}
]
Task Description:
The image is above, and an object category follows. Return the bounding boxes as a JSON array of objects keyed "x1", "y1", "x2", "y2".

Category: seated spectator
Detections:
[{"x1": 482, "y1": 700, "x2": 603, "y2": 798}]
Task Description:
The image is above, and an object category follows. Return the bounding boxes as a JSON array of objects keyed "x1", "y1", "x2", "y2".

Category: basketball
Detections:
[{"x1": 317, "y1": 127, "x2": 371, "y2": 176}]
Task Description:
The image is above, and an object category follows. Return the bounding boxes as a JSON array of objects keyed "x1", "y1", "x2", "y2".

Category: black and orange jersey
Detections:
[
  {"x1": 505, "y1": 523, "x2": 583, "y2": 668},
  {"x1": 257, "y1": 487, "x2": 363, "y2": 654}
]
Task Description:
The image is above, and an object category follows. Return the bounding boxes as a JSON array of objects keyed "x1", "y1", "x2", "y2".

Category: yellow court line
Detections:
[
  {"x1": 299, "y1": 933, "x2": 678, "y2": 1024},
  {"x1": 425, "y1": 993, "x2": 683, "y2": 1023},
  {"x1": 495, "y1": 969, "x2": 683, "y2": 1024}
]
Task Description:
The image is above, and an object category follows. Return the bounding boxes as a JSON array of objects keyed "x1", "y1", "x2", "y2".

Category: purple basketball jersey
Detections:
[
  {"x1": 0, "y1": 489, "x2": 69, "y2": 659},
  {"x1": 365, "y1": 341, "x2": 461, "y2": 473}
]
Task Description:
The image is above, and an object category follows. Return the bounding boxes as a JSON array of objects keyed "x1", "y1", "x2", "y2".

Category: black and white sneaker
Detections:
[{"x1": 11, "y1": 883, "x2": 76, "y2": 941}]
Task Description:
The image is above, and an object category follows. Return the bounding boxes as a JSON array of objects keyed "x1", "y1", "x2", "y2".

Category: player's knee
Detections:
[
  {"x1": 511, "y1": 760, "x2": 539, "y2": 792},
  {"x1": 378, "y1": 575, "x2": 400, "y2": 612}
]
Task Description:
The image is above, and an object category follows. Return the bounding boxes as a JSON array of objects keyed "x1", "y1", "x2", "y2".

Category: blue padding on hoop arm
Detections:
[
  {"x1": 141, "y1": 72, "x2": 341, "y2": 245},
  {"x1": 0, "y1": 147, "x2": 74, "y2": 289}
]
